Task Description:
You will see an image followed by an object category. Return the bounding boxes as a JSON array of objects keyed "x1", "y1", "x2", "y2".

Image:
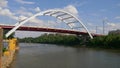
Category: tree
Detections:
[{"x1": 3, "y1": 29, "x2": 15, "y2": 39}]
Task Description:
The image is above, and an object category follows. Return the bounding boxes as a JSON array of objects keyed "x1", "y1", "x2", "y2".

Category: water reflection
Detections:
[{"x1": 10, "y1": 43, "x2": 120, "y2": 68}]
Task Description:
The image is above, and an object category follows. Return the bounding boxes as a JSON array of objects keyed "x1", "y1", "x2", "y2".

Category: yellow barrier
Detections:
[
  {"x1": 3, "y1": 51, "x2": 10, "y2": 56},
  {"x1": 9, "y1": 38, "x2": 17, "y2": 51},
  {"x1": 2, "y1": 38, "x2": 18, "y2": 68}
]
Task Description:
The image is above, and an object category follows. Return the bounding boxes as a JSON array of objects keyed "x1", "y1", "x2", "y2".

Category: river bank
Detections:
[{"x1": 18, "y1": 33, "x2": 120, "y2": 49}]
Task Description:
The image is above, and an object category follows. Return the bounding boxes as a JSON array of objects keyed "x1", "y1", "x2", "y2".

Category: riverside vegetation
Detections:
[
  {"x1": 87, "y1": 34, "x2": 120, "y2": 49},
  {"x1": 3, "y1": 29, "x2": 120, "y2": 49},
  {"x1": 18, "y1": 33, "x2": 120, "y2": 49},
  {"x1": 18, "y1": 34, "x2": 81, "y2": 46}
]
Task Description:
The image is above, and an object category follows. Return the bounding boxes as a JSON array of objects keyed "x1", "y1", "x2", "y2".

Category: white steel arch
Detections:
[{"x1": 6, "y1": 9, "x2": 93, "y2": 39}]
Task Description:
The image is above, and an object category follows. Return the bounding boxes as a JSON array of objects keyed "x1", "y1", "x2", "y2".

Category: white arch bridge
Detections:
[{"x1": 6, "y1": 9, "x2": 94, "y2": 39}]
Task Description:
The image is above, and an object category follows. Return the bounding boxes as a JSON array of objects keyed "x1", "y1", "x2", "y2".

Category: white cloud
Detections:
[
  {"x1": 15, "y1": 8, "x2": 46, "y2": 27},
  {"x1": 2, "y1": 5, "x2": 79, "y2": 28},
  {"x1": 0, "y1": 0, "x2": 8, "y2": 7},
  {"x1": 18, "y1": 15, "x2": 27, "y2": 21},
  {"x1": 34, "y1": 7, "x2": 41, "y2": 12},
  {"x1": 107, "y1": 23, "x2": 120, "y2": 29},
  {"x1": 0, "y1": 0, "x2": 18, "y2": 21},
  {"x1": 73, "y1": 1, "x2": 88, "y2": 7},
  {"x1": 115, "y1": 16, "x2": 120, "y2": 19},
  {"x1": 107, "y1": 23, "x2": 116, "y2": 27},
  {"x1": 15, "y1": 0, "x2": 35, "y2": 4},
  {"x1": 28, "y1": 18, "x2": 59, "y2": 28},
  {"x1": 0, "y1": 7, "x2": 18, "y2": 20},
  {"x1": 0, "y1": 0, "x2": 18, "y2": 20},
  {"x1": 13, "y1": 6, "x2": 57, "y2": 28},
  {"x1": 0, "y1": 8, "x2": 12, "y2": 15},
  {"x1": 29, "y1": 17, "x2": 44, "y2": 24},
  {"x1": 106, "y1": 22, "x2": 120, "y2": 32},
  {"x1": 64, "y1": 5, "x2": 78, "y2": 16},
  {"x1": 16, "y1": 9, "x2": 33, "y2": 16},
  {"x1": 89, "y1": 22, "x2": 120, "y2": 34}
]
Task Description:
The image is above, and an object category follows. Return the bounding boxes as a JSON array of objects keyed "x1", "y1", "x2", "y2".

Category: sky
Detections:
[{"x1": 0, "y1": 0, "x2": 120, "y2": 38}]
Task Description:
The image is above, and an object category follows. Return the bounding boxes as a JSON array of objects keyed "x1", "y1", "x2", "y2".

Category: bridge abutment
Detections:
[
  {"x1": 0, "y1": 28, "x2": 18, "y2": 68},
  {"x1": 0, "y1": 28, "x2": 3, "y2": 68}
]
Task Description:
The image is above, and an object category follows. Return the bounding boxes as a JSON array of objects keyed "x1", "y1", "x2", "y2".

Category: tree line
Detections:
[
  {"x1": 18, "y1": 34, "x2": 82, "y2": 46},
  {"x1": 3, "y1": 28, "x2": 120, "y2": 49},
  {"x1": 18, "y1": 33, "x2": 120, "y2": 49},
  {"x1": 87, "y1": 34, "x2": 120, "y2": 49}
]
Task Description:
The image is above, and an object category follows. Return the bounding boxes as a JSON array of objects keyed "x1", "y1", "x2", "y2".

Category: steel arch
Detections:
[{"x1": 6, "y1": 9, "x2": 93, "y2": 39}]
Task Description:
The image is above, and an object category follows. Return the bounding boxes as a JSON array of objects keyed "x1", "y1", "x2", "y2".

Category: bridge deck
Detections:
[{"x1": 0, "y1": 25, "x2": 104, "y2": 37}]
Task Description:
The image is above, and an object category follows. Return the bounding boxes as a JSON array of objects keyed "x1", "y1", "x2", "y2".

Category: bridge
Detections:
[
  {"x1": 0, "y1": 24, "x2": 103, "y2": 37},
  {"x1": 0, "y1": 9, "x2": 104, "y2": 39}
]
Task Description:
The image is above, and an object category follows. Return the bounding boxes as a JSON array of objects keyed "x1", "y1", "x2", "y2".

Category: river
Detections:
[{"x1": 10, "y1": 43, "x2": 120, "y2": 68}]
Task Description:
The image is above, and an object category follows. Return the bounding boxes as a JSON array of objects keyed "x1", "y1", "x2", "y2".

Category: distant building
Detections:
[{"x1": 109, "y1": 29, "x2": 120, "y2": 35}]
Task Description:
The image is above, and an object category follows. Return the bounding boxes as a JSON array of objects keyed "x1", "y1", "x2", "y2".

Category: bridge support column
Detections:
[{"x1": 0, "y1": 28, "x2": 3, "y2": 68}]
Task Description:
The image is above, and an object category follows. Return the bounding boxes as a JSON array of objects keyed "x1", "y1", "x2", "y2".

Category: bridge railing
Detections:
[{"x1": 0, "y1": 24, "x2": 83, "y2": 32}]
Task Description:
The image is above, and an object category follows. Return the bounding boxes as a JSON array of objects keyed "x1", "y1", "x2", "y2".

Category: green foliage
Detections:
[
  {"x1": 3, "y1": 29, "x2": 15, "y2": 39},
  {"x1": 19, "y1": 33, "x2": 81, "y2": 46},
  {"x1": 19, "y1": 33, "x2": 120, "y2": 49},
  {"x1": 2, "y1": 48, "x2": 8, "y2": 52},
  {"x1": 87, "y1": 34, "x2": 120, "y2": 49}
]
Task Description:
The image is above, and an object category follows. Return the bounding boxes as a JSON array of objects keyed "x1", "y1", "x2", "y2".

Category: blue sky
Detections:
[{"x1": 0, "y1": 0, "x2": 120, "y2": 37}]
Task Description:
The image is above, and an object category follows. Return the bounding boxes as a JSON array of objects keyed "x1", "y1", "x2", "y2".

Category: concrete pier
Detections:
[
  {"x1": 0, "y1": 27, "x2": 18, "y2": 68},
  {"x1": 0, "y1": 28, "x2": 3, "y2": 68},
  {"x1": 2, "y1": 39, "x2": 18, "y2": 68}
]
